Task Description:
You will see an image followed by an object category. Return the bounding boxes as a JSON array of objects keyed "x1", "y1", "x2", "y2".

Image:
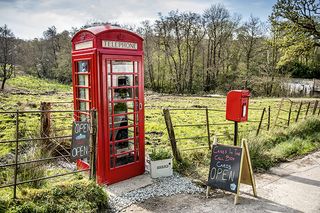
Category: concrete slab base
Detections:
[{"x1": 105, "y1": 173, "x2": 153, "y2": 196}]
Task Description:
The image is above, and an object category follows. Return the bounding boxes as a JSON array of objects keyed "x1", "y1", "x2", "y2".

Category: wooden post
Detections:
[
  {"x1": 205, "y1": 107, "x2": 211, "y2": 149},
  {"x1": 295, "y1": 101, "x2": 303, "y2": 122},
  {"x1": 13, "y1": 110, "x2": 19, "y2": 199},
  {"x1": 267, "y1": 106, "x2": 271, "y2": 131},
  {"x1": 305, "y1": 102, "x2": 311, "y2": 119},
  {"x1": 256, "y1": 108, "x2": 266, "y2": 136},
  {"x1": 273, "y1": 98, "x2": 284, "y2": 129},
  {"x1": 40, "y1": 102, "x2": 52, "y2": 141},
  {"x1": 312, "y1": 100, "x2": 318, "y2": 115},
  {"x1": 287, "y1": 102, "x2": 293, "y2": 126},
  {"x1": 90, "y1": 110, "x2": 97, "y2": 181},
  {"x1": 163, "y1": 108, "x2": 181, "y2": 162}
]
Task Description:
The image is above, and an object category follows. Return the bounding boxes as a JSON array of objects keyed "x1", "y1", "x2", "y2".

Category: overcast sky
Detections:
[{"x1": 0, "y1": 0, "x2": 277, "y2": 39}]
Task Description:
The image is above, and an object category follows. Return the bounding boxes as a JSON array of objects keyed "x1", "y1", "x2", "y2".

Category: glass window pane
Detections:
[
  {"x1": 79, "y1": 88, "x2": 89, "y2": 99},
  {"x1": 80, "y1": 113, "x2": 88, "y2": 121},
  {"x1": 114, "y1": 102, "x2": 128, "y2": 114},
  {"x1": 78, "y1": 75, "x2": 88, "y2": 86},
  {"x1": 79, "y1": 101, "x2": 89, "y2": 111},
  {"x1": 112, "y1": 75, "x2": 133, "y2": 87},
  {"x1": 78, "y1": 61, "x2": 88, "y2": 72},
  {"x1": 112, "y1": 61, "x2": 133, "y2": 73},
  {"x1": 134, "y1": 61, "x2": 138, "y2": 73},
  {"x1": 114, "y1": 88, "x2": 133, "y2": 100},
  {"x1": 134, "y1": 75, "x2": 139, "y2": 86},
  {"x1": 115, "y1": 152, "x2": 135, "y2": 167}
]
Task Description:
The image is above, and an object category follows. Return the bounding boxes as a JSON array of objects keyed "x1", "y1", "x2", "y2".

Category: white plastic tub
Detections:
[{"x1": 150, "y1": 158, "x2": 173, "y2": 178}]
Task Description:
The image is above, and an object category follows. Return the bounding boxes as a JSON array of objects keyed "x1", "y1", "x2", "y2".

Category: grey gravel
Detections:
[{"x1": 108, "y1": 173, "x2": 204, "y2": 213}]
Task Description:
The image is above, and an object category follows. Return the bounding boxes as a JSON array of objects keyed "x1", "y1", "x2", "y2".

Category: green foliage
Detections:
[
  {"x1": 3, "y1": 179, "x2": 108, "y2": 213},
  {"x1": 149, "y1": 148, "x2": 172, "y2": 161},
  {"x1": 279, "y1": 61, "x2": 320, "y2": 79},
  {"x1": 248, "y1": 117, "x2": 320, "y2": 170}
]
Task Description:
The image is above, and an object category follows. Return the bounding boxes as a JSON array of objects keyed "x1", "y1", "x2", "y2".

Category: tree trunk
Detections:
[{"x1": 1, "y1": 77, "x2": 7, "y2": 90}]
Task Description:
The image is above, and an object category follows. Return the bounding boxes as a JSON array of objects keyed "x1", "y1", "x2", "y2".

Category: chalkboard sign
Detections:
[
  {"x1": 71, "y1": 121, "x2": 90, "y2": 162},
  {"x1": 207, "y1": 144, "x2": 242, "y2": 193}
]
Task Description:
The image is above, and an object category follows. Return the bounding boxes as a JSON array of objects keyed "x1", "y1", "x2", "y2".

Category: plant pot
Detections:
[{"x1": 150, "y1": 158, "x2": 173, "y2": 178}]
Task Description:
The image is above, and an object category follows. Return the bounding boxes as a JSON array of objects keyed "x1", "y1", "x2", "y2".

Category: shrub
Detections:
[{"x1": 149, "y1": 148, "x2": 172, "y2": 161}]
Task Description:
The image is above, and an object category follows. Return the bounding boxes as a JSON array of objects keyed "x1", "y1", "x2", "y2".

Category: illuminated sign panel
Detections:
[{"x1": 102, "y1": 40, "x2": 137, "y2": 50}]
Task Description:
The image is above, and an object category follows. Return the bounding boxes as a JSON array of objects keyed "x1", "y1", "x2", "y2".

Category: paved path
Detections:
[{"x1": 123, "y1": 151, "x2": 320, "y2": 213}]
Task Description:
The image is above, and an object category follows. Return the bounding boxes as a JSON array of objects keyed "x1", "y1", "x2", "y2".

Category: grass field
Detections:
[{"x1": 1, "y1": 75, "x2": 320, "y2": 183}]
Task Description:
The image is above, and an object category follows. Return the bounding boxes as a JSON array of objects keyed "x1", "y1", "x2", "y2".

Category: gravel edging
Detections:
[{"x1": 108, "y1": 173, "x2": 204, "y2": 212}]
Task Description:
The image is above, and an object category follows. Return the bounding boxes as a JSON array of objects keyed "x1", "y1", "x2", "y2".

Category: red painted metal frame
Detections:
[{"x1": 71, "y1": 25, "x2": 144, "y2": 185}]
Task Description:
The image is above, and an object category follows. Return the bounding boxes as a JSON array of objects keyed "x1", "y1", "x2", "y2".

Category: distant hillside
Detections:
[
  {"x1": 0, "y1": 75, "x2": 72, "y2": 111},
  {"x1": 5, "y1": 75, "x2": 71, "y2": 94}
]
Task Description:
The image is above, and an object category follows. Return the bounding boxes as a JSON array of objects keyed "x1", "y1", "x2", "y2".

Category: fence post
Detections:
[
  {"x1": 256, "y1": 108, "x2": 266, "y2": 136},
  {"x1": 295, "y1": 101, "x2": 303, "y2": 122},
  {"x1": 287, "y1": 102, "x2": 293, "y2": 126},
  {"x1": 40, "y1": 102, "x2": 52, "y2": 144},
  {"x1": 13, "y1": 110, "x2": 19, "y2": 199},
  {"x1": 312, "y1": 100, "x2": 318, "y2": 115},
  {"x1": 267, "y1": 106, "x2": 271, "y2": 131},
  {"x1": 90, "y1": 110, "x2": 97, "y2": 181},
  {"x1": 163, "y1": 108, "x2": 181, "y2": 162},
  {"x1": 305, "y1": 102, "x2": 311, "y2": 119},
  {"x1": 205, "y1": 107, "x2": 211, "y2": 149},
  {"x1": 273, "y1": 98, "x2": 284, "y2": 128}
]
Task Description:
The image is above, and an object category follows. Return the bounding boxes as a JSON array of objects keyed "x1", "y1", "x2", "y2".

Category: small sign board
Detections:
[
  {"x1": 71, "y1": 121, "x2": 90, "y2": 162},
  {"x1": 207, "y1": 144, "x2": 242, "y2": 193},
  {"x1": 206, "y1": 140, "x2": 257, "y2": 204}
]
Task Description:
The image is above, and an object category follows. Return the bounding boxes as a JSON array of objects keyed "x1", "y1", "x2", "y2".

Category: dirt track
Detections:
[{"x1": 122, "y1": 151, "x2": 320, "y2": 213}]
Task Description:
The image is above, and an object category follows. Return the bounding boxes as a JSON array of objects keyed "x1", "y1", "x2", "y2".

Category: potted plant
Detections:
[{"x1": 148, "y1": 148, "x2": 173, "y2": 178}]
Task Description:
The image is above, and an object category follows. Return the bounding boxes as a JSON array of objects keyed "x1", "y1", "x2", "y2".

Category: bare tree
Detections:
[
  {"x1": 238, "y1": 15, "x2": 265, "y2": 78},
  {"x1": 203, "y1": 4, "x2": 238, "y2": 91},
  {"x1": 0, "y1": 25, "x2": 16, "y2": 90}
]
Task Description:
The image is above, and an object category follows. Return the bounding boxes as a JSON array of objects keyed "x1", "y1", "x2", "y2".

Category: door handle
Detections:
[{"x1": 139, "y1": 103, "x2": 143, "y2": 110}]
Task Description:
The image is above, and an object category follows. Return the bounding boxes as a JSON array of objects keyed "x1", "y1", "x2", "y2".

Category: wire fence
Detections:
[
  {"x1": 161, "y1": 98, "x2": 320, "y2": 162},
  {"x1": 0, "y1": 104, "x2": 97, "y2": 199}
]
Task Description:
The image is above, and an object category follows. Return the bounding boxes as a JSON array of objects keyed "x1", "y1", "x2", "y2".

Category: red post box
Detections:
[
  {"x1": 226, "y1": 90, "x2": 250, "y2": 122},
  {"x1": 71, "y1": 25, "x2": 145, "y2": 185}
]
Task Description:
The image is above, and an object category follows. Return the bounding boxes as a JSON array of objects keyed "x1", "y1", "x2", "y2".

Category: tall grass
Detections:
[{"x1": 248, "y1": 117, "x2": 320, "y2": 170}]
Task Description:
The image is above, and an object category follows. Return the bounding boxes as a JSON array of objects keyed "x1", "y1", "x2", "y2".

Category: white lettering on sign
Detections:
[
  {"x1": 75, "y1": 41, "x2": 93, "y2": 50},
  {"x1": 71, "y1": 145, "x2": 89, "y2": 158},
  {"x1": 102, "y1": 40, "x2": 138, "y2": 50},
  {"x1": 74, "y1": 122, "x2": 90, "y2": 134}
]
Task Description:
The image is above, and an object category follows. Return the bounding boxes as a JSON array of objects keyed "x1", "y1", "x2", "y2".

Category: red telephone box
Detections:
[
  {"x1": 226, "y1": 90, "x2": 250, "y2": 122},
  {"x1": 71, "y1": 25, "x2": 145, "y2": 185}
]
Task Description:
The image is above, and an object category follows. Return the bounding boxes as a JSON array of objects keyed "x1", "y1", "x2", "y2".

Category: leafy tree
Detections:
[
  {"x1": 271, "y1": 0, "x2": 320, "y2": 47},
  {"x1": 0, "y1": 24, "x2": 16, "y2": 90}
]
